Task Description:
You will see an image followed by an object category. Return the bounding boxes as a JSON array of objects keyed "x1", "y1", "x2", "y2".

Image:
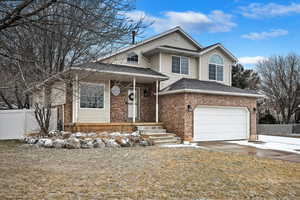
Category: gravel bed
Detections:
[{"x1": 0, "y1": 140, "x2": 300, "y2": 199}]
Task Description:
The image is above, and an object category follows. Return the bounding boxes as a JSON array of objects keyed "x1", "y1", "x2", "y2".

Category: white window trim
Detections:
[
  {"x1": 127, "y1": 52, "x2": 139, "y2": 65},
  {"x1": 79, "y1": 82, "x2": 105, "y2": 110},
  {"x1": 171, "y1": 55, "x2": 189, "y2": 75},
  {"x1": 208, "y1": 54, "x2": 224, "y2": 82}
]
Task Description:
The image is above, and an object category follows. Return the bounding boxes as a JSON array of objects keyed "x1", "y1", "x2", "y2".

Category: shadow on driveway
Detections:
[{"x1": 197, "y1": 141, "x2": 300, "y2": 163}]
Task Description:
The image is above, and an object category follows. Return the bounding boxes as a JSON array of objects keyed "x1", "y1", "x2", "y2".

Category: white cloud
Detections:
[
  {"x1": 125, "y1": 10, "x2": 156, "y2": 24},
  {"x1": 238, "y1": 56, "x2": 267, "y2": 65},
  {"x1": 241, "y1": 29, "x2": 288, "y2": 40},
  {"x1": 239, "y1": 3, "x2": 300, "y2": 18},
  {"x1": 126, "y1": 10, "x2": 236, "y2": 34}
]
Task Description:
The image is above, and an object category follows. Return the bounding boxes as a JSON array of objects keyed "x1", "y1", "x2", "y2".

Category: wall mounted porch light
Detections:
[{"x1": 187, "y1": 105, "x2": 193, "y2": 112}]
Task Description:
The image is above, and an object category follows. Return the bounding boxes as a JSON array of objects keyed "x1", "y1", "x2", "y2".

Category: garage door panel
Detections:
[{"x1": 194, "y1": 107, "x2": 248, "y2": 141}]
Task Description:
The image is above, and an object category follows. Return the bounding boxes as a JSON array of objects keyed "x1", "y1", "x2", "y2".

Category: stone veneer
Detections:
[{"x1": 159, "y1": 93, "x2": 258, "y2": 141}]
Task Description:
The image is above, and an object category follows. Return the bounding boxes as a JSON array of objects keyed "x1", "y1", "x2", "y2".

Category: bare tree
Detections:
[
  {"x1": 0, "y1": 0, "x2": 57, "y2": 31},
  {"x1": 0, "y1": 0, "x2": 147, "y2": 108},
  {"x1": 257, "y1": 53, "x2": 300, "y2": 124},
  {"x1": 0, "y1": 0, "x2": 148, "y2": 135}
]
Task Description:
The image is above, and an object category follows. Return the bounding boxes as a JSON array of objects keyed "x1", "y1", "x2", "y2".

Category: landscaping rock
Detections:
[
  {"x1": 131, "y1": 131, "x2": 140, "y2": 137},
  {"x1": 139, "y1": 138, "x2": 154, "y2": 147},
  {"x1": 62, "y1": 132, "x2": 72, "y2": 139},
  {"x1": 75, "y1": 132, "x2": 83, "y2": 138},
  {"x1": 80, "y1": 139, "x2": 94, "y2": 149},
  {"x1": 28, "y1": 138, "x2": 38, "y2": 144},
  {"x1": 129, "y1": 136, "x2": 140, "y2": 144},
  {"x1": 115, "y1": 137, "x2": 132, "y2": 147},
  {"x1": 53, "y1": 139, "x2": 66, "y2": 148},
  {"x1": 44, "y1": 139, "x2": 53, "y2": 148},
  {"x1": 36, "y1": 139, "x2": 48, "y2": 146},
  {"x1": 105, "y1": 139, "x2": 120, "y2": 148},
  {"x1": 109, "y1": 132, "x2": 121, "y2": 137},
  {"x1": 87, "y1": 132, "x2": 97, "y2": 137},
  {"x1": 93, "y1": 138, "x2": 105, "y2": 148},
  {"x1": 65, "y1": 138, "x2": 81, "y2": 149},
  {"x1": 48, "y1": 130, "x2": 60, "y2": 137}
]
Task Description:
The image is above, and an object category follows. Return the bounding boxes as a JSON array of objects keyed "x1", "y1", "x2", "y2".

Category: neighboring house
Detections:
[{"x1": 28, "y1": 26, "x2": 263, "y2": 142}]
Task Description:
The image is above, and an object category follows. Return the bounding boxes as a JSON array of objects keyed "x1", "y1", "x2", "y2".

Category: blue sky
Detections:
[{"x1": 128, "y1": 0, "x2": 300, "y2": 68}]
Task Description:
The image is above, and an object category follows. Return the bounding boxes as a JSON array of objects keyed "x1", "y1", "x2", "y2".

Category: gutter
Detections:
[
  {"x1": 159, "y1": 89, "x2": 265, "y2": 98},
  {"x1": 70, "y1": 67, "x2": 169, "y2": 80}
]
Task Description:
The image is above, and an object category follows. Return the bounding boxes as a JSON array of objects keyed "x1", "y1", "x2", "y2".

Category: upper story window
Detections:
[
  {"x1": 172, "y1": 56, "x2": 189, "y2": 75},
  {"x1": 127, "y1": 52, "x2": 138, "y2": 64},
  {"x1": 209, "y1": 54, "x2": 224, "y2": 81},
  {"x1": 80, "y1": 83, "x2": 104, "y2": 108}
]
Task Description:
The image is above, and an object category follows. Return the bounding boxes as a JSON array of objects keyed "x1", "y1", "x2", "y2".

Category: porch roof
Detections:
[{"x1": 71, "y1": 62, "x2": 168, "y2": 80}]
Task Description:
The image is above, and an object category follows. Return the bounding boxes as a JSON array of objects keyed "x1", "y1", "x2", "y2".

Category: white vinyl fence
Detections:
[{"x1": 0, "y1": 109, "x2": 57, "y2": 140}]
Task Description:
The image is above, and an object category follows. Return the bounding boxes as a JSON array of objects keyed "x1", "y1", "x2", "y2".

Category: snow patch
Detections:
[{"x1": 227, "y1": 135, "x2": 300, "y2": 154}]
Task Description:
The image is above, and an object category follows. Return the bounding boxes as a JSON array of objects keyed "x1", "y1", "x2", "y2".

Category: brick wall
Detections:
[
  {"x1": 64, "y1": 82, "x2": 73, "y2": 125},
  {"x1": 159, "y1": 93, "x2": 258, "y2": 141},
  {"x1": 111, "y1": 82, "x2": 156, "y2": 122}
]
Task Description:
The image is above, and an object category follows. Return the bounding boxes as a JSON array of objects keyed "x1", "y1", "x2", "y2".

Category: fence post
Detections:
[{"x1": 23, "y1": 110, "x2": 27, "y2": 137}]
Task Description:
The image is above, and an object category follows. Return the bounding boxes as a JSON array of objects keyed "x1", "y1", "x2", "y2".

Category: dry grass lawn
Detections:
[{"x1": 0, "y1": 140, "x2": 300, "y2": 200}]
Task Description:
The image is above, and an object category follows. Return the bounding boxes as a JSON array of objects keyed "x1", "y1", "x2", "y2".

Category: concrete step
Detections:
[
  {"x1": 141, "y1": 132, "x2": 174, "y2": 136},
  {"x1": 153, "y1": 138, "x2": 181, "y2": 144},
  {"x1": 136, "y1": 126, "x2": 164, "y2": 130},
  {"x1": 140, "y1": 129, "x2": 166, "y2": 134},
  {"x1": 149, "y1": 135, "x2": 176, "y2": 140}
]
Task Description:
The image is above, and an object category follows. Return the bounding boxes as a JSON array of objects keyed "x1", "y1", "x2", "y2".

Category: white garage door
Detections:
[{"x1": 194, "y1": 106, "x2": 249, "y2": 141}]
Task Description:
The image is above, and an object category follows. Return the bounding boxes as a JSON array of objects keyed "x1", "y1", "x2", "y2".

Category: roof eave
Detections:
[
  {"x1": 159, "y1": 89, "x2": 265, "y2": 98},
  {"x1": 200, "y1": 44, "x2": 238, "y2": 62},
  {"x1": 97, "y1": 26, "x2": 203, "y2": 61},
  {"x1": 143, "y1": 46, "x2": 200, "y2": 57},
  {"x1": 70, "y1": 67, "x2": 169, "y2": 80}
]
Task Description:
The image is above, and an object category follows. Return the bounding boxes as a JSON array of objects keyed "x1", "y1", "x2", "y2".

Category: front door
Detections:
[{"x1": 128, "y1": 88, "x2": 140, "y2": 120}]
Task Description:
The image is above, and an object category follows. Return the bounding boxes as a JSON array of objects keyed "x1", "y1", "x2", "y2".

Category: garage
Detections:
[{"x1": 193, "y1": 106, "x2": 249, "y2": 141}]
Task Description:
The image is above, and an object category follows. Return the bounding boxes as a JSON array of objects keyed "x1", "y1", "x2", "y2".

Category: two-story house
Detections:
[{"x1": 29, "y1": 26, "x2": 263, "y2": 142}]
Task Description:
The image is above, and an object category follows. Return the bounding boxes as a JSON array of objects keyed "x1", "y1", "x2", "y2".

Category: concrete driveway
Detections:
[{"x1": 198, "y1": 141, "x2": 300, "y2": 163}]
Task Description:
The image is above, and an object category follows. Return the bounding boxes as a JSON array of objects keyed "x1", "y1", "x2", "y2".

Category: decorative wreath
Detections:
[{"x1": 128, "y1": 93, "x2": 134, "y2": 101}]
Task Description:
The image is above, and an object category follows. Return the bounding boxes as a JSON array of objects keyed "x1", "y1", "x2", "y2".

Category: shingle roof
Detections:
[
  {"x1": 72, "y1": 62, "x2": 168, "y2": 78},
  {"x1": 162, "y1": 78, "x2": 260, "y2": 95},
  {"x1": 199, "y1": 43, "x2": 220, "y2": 52}
]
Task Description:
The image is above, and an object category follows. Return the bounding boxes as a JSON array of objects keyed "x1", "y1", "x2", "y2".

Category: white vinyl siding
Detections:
[{"x1": 76, "y1": 80, "x2": 110, "y2": 123}]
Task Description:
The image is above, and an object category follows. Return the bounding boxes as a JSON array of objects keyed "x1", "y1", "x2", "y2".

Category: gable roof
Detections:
[
  {"x1": 98, "y1": 26, "x2": 203, "y2": 61},
  {"x1": 160, "y1": 78, "x2": 263, "y2": 98},
  {"x1": 199, "y1": 43, "x2": 238, "y2": 62}
]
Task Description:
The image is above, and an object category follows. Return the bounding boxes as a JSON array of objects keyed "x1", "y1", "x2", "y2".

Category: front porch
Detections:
[
  {"x1": 65, "y1": 122, "x2": 164, "y2": 133},
  {"x1": 63, "y1": 63, "x2": 169, "y2": 132}
]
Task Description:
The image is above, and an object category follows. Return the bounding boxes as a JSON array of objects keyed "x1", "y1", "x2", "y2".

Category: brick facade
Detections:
[
  {"x1": 110, "y1": 82, "x2": 156, "y2": 122},
  {"x1": 159, "y1": 93, "x2": 257, "y2": 141},
  {"x1": 64, "y1": 82, "x2": 73, "y2": 125}
]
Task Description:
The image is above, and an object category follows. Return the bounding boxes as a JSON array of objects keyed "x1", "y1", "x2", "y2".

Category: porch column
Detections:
[
  {"x1": 75, "y1": 73, "x2": 79, "y2": 123},
  {"x1": 156, "y1": 80, "x2": 159, "y2": 123},
  {"x1": 133, "y1": 77, "x2": 136, "y2": 123}
]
